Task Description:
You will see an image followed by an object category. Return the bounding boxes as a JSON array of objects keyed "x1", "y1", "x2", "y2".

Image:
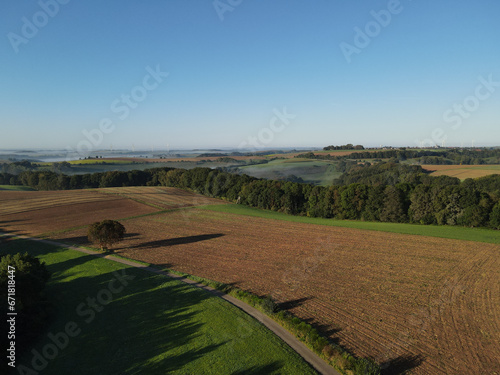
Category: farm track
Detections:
[{"x1": 1, "y1": 187, "x2": 499, "y2": 375}]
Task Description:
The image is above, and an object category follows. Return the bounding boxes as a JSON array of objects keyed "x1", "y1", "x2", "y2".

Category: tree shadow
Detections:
[
  {"x1": 128, "y1": 233, "x2": 225, "y2": 249},
  {"x1": 51, "y1": 232, "x2": 141, "y2": 247},
  {"x1": 18, "y1": 262, "x2": 224, "y2": 374},
  {"x1": 0, "y1": 219, "x2": 24, "y2": 225},
  {"x1": 47, "y1": 254, "x2": 101, "y2": 282},
  {"x1": 310, "y1": 322, "x2": 342, "y2": 337},
  {"x1": 3, "y1": 237, "x2": 296, "y2": 374},
  {"x1": 278, "y1": 296, "x2": 310, "y2": 310},
  {"x1": 154, "y1": 262, "x2": 175, "y2": 270},
  {"x1": 0, "y1": 228, "x2": 23, "y2": 238},
  {"x1": 380, "y1": 354, "x2": 424, "y2": 375},
  {"x1": 296, "y1": 307, "x2": 344, "y2": 346},
  {"x1": 231, "y1": 361, "x2": 284, "y2": 374}
]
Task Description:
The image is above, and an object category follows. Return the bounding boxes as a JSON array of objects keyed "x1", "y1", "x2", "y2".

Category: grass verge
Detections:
[
  {"x1": 199, "y1": 204, "x2": 500, "y2": 244},
  {"x1": 0, "y1": 185, "x2": 36, "y2": 191},
  {"x1": 159, "y1": 267, "x2": 381, "y2": 375}
]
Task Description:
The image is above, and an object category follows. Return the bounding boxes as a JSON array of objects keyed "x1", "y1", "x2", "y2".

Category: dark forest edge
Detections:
[
  {"x1": 303, "y1": 147, "x2": 500, "y2": 165},
  {"x1": 1, "y1": 162, "x2": 500, "y2": 230}
]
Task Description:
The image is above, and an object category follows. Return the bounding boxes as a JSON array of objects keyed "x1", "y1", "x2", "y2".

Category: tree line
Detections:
[
  {"x1": 298, "y1": 147, "x2": 500, "y2": 165},
  {"x1": 1, "y1": 163, "x2": 500, "y2": 229},
  {"x1": 323, "y1": 144, "x2": 365, "y2": 150}
]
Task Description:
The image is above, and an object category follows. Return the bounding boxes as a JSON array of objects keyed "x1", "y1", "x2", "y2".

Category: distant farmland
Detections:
[
  {"x1": 1, "y1": 187, "x2": 498, "y2": 374},
  {"x1": 237, "y1": 159, "x2": 341, "y2": 185},
  {"x1": 422, "y1": 164, "x2": 500, "y2": 179}
]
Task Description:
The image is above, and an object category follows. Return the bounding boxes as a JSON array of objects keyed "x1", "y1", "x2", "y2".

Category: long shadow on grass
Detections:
[
  {"x1": 127, "y1": 233, "x2": 225, "y2": 249},
  {"x1": 4, "y1": 239, "x2": 295, "y2": 374},
  {"x1": 18, "y1": 267, "x2": 226, "y2": 374},
  {"x1": 0, "y1": 228, "x2": 24, "y2": 239},
  {"x1": 0, "y1": 236, "x2": 55, "y2": 256},
  {"x1": 231, "y1": 361, "x2": 284, "y2": 374},
  {"x1": 50, "y1": 232, "x2": 141, "y2": 247},
  {"x1": 380, "y1": 354, "x2": 424, "y2": 375}
]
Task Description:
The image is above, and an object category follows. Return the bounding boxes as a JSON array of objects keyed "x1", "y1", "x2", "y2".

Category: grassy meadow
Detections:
[
  {"x1": 238, "y1": 159, "x2": 341, "y2": 185},
  {"x1": 2, "y1": 238, "x2": 317, "y2": 375}
]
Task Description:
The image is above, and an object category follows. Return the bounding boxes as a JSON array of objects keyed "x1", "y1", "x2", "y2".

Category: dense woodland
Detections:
[
  {"x1": 2, "y1": 162, "x2": 500, "y2": 229},
  {"x1": 298, "y1": 147, "x2": 500, "y2": 165}
]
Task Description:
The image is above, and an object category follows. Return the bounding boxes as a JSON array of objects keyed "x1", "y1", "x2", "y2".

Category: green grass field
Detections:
[
  {"x1": 200, "y1": 204, "x2": 500, "y2": 244},
  {"x1": 0, "y1": 185, "x2": 35, "y2": 191},
  {"x1": 2, "y1": 239, "x2": 317, "y2": 375},
  {"x1": 238, "y1": 159, "x2": 341, "y2": 186}
]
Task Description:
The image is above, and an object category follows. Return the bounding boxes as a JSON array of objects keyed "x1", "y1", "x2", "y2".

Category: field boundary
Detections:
[
  {"x1": 0, "y1": 232, "x2": 340, "y2": 375},
  {"x1": 199, "y1": 204, "x2": 500, "y2": 244}
]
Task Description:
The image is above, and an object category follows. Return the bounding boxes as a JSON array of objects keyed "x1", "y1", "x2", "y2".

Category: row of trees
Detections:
[
  {"x1": 158, "y1": 167, "x2": 500, "y2": 228},
  {"x1": 323, "y1": 144, "x2": 365, "y2": 150},
  {"x1": 298, "y1": 150, "x2": 448, "y2": 162},
  {"x1": 2, "y1": 165, "x2": 500, "y2": 229}
]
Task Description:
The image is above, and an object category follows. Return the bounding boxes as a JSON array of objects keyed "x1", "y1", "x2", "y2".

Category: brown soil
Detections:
[
  {"x1": 2, "y1": 188, "x2": 499, "y2": 375},
  {"x1": 0, "y1": 190, "x2": 158, "y2": 236},
  {"x1": 47, "y1": 208, "x2": 500, "y2": 375}
]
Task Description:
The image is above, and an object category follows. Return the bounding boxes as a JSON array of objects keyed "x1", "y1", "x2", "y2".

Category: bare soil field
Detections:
[
  {"x1": 97, "y1": 186, "x2": 226, "y2": 210},
  {"x1": 1, "y1": 188, "x2": 499, "y2": 375},
  {"x1": 45, "y1": 210, "x2": 499, "y2": 375},
  {"x1": 0, "y1": 190, "x2": 114, "y2": 215},
  {"x1": 0, "y1": 189, "x2": 159, "y2": 236},
  {"x1": 422, "y1": 164, "x2": 500, "y2": 179}
]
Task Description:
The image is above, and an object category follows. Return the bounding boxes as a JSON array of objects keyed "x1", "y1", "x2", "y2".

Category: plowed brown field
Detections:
[
  {"x1": 96, "y1": 186, "x2": 225, "y2": 210},
  {"x1": 0, "y1": 190, "x2": 114, "y2": 215},
  {"x1": 1, "y1": 188, "x2": 499, "y2": 375},
  {"x1": 0, "y1": 189, "x2": 160, "y2": 236}
]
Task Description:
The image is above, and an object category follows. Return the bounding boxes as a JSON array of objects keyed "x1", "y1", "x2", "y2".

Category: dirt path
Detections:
[{"x1": 1, "y1": 233, "x2": 340, "y2": 375}]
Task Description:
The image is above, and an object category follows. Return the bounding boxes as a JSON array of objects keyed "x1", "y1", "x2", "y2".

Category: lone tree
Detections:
[{"x1": 87, "y1": 220, "x2": 126, "y2": 252}]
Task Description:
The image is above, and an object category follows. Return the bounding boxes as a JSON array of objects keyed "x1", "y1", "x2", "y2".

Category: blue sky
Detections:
[{"x1": 1, "y1": 0, "x2": 499, "y2": 152}]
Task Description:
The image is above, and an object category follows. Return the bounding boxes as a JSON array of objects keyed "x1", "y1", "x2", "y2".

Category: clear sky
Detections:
[{"x1": 1, "y1": 0, "x2": 499, "y2": 152}]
